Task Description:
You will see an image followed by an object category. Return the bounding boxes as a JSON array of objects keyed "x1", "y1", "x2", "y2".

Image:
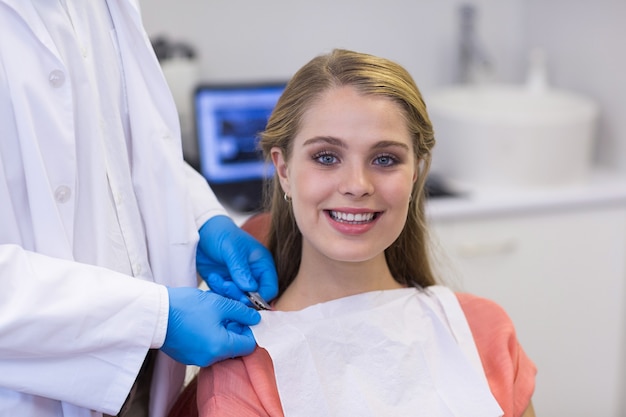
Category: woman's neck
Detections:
[{"x1": 273, "y1": 253, "x2": 404, "y2": 311}]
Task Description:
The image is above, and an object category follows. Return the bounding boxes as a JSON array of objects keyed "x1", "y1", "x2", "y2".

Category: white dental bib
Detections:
[{"x1": 252, "y1": 286, "x2": 503, "y2": 417}]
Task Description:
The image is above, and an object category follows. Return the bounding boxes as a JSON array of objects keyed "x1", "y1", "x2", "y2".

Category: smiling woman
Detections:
[
  {"x1": 268, "y1": 85, "x2": 417, "y2": 296},
  {"x1": 261, "y1": 49, "x2": 438, "y2": 301},
  {"x1": 168, "y1": 49, "x2": 537, "y2": 417}
]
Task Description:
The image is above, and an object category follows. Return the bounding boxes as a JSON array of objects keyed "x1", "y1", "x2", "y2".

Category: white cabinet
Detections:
[{"x1": 428, "y1": 197, "x2": 626, "y2": 417}]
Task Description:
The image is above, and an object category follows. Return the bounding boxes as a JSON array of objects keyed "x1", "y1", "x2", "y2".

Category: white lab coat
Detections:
[{"x1": 0, "y1": 0, "x2": 226, "y2": 416}]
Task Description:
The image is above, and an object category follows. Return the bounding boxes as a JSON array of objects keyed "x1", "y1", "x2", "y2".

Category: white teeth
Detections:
[{"x1": 330, "y1": 211, "x2": 375, "y2": 223}]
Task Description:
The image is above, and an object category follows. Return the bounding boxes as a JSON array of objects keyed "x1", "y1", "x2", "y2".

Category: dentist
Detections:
[{"x1": 0, "y1": 1, "x2": 277, "y2": 417}]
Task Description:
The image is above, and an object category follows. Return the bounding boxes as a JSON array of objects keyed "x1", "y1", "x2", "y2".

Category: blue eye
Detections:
[
  {"x1": 374, "y1": 153, "x2": 398, "y2": 167},
  {"x1": 313, "y1": 151, "x2": 339, "y2": 165}
]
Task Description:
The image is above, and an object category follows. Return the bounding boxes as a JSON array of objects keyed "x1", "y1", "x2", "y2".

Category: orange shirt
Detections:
[{"x1": 170, "y1": 292, "x2": 536, "y2": 417}]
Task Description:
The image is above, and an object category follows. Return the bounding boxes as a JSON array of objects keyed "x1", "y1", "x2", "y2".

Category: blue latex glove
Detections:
[
  {"x1": 161, "y1": 287, "x2": 260, "y2": 366},
  {"x1": 196, "y1": 215, "x2": 278, "y2": 306}
]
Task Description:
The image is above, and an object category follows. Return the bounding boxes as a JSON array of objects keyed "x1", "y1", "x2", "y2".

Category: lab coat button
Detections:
[
  {"x1": 54, "y1": 186, "x2": 72, "y2": 203},
  {"x1": 48, "y1": 70, "x2": 65, "y2": 88}
]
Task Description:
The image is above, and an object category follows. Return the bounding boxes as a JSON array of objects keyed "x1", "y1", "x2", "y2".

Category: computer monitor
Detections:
[{"x1": 194, "y1": 82, "x2": 285, "y2": 212}]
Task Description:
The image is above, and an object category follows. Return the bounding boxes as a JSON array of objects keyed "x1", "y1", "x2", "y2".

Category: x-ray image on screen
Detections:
[
  {"x1": 195, "y1": 83, "x2": 284, "y2": 184},
  {"x1": 194, "y1": 82, "x2": 285, "y2": 211}
]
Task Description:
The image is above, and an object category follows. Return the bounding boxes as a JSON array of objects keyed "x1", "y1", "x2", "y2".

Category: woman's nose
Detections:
[{"x1": 338, "y1": 164, "x2": 374, "y2": 197}]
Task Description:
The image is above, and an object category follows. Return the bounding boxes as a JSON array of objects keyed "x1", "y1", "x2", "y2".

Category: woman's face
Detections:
[{"x1": 272, "y1": 85, "x2": 417, "y2": 266}]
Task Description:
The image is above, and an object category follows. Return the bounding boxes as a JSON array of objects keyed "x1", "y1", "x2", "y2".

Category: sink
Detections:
[{"x1": 427, "y1": 84, "x2": 598, "y2": 188}]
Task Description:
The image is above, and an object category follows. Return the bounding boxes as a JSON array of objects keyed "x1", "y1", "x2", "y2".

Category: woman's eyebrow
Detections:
[
  {"x1": 302, "y1": 136, "x2": 347, "y2": 148},
  {"x1": 371, "y1": 140, "x2": 410, "y2": 151}
]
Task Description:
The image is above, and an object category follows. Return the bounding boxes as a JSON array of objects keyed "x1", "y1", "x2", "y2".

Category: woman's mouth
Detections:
[{"x1": 327, "y1": 210, "x2": 380, "y2": 224}]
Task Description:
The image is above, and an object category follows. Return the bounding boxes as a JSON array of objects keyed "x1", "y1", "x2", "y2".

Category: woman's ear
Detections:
[
  {"x1": 271, "y1": 147, "x2": 290, "y2": 194},
  {"x1": 412, "y1": 158, "x2": 420, "y2": 183}
]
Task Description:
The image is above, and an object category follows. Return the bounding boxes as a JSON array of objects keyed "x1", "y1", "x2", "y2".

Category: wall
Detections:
[
  {"x1": 524, "y1": 0, "x2": 626, "y2": 174},
  {"x1": 139, "y1": 0, "x2": 525, "y2": 96}
]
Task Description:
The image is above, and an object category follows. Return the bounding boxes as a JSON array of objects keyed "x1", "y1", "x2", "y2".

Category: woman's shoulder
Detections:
[
  {"x1": 454, "y1": 291, "x2": 521, "y2": 367},
  {"x1": 455, "y1": 292, "x2": 514, "y2": 329},
  {"x1": 454, "y1": 292, "x2": 537, "y2": 417},
  {"x1": 195, "y1": 347, "x2": 283, "y2": 417}
]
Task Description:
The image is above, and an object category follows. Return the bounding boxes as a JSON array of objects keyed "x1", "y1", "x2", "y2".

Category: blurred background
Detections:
[
  {"x1": 140, "y1": 1, "x2": 626, "y2": 415},
  {"x1": 141, "y1": 0, "x2": 626, "y2": 174}
]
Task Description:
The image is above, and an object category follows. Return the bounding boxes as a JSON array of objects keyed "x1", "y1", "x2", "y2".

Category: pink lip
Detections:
[{"x1": 324, "y1": 208, "x2": 382, "y2": 235}]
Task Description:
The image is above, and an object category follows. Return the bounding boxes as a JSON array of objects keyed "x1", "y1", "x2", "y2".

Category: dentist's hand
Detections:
[
  {"x1": 161, "y1": 287, "x2": 260, "y2": 366},
  {"x1": 196, "y1": 215, "x2": 278, "y2": 305}
]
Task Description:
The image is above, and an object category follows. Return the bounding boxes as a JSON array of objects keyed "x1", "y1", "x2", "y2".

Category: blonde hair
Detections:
[{"x1": 259, "y1": 49, "x2": 437, "y2": 296}]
